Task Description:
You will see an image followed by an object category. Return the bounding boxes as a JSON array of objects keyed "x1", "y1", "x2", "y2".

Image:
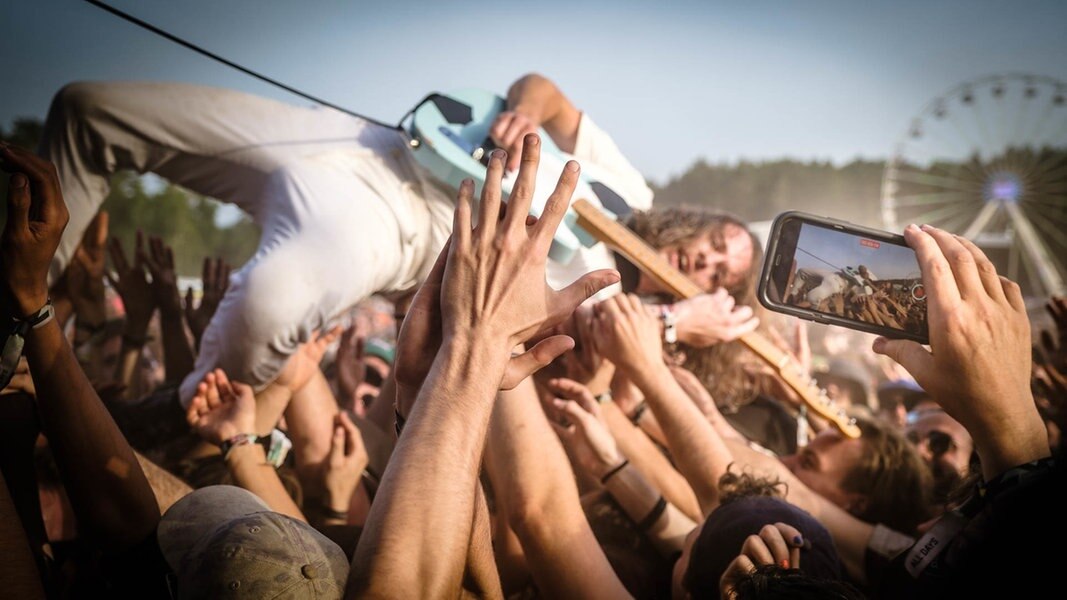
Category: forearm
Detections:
[
  {"x1": 284, "y1": 370, "x2": 339, "y2": 497},
  {"x1": 0, "y1": 471, "x2": 45, "y2": 600},
  {"x1": 488, "y1": 378, "x2": 630, "y2": 599},
  {"x1": 133, "y1": 451, "x2": 192, "y2": 515},
  {"x1": 604, "y1": 463, "x2": 696, "y2": 557},
  {"x1": 463, "y1": 485, "x2": 504, "y2": 600},
  {"x1": 25, "y1": 320, "x2": 159, "y2": 551},
  {"x1": 630, "y1": 362, "x2": 733, "y2": 516},
  {"x1": 226, "y1": 444, "x2": 306, "y2": 522},
  {"x1": 601, "y1": 402, "x2": 701, "y2": 521},
  {"x1": 253, "y1": 381, "x2": 292, "y2": 435},
  {"x1": 350, "y1": 338, "x2": 506, "y2": 598},
  {"x1": 506, "y1": 74, "x2": 581, "y2": 153},
  {"x1": 968, "y1": 401, "x2": 1050, "y2": 480},
  {"x1": 158, "y1": 309, "x2": 195, "y2": 384},
  {"x1": 365, "y1": 373, "x2": 398, "y2": 436}
]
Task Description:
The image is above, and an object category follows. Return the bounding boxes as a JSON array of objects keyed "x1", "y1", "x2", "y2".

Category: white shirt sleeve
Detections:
[{"x1": 571, "y1": 113, "x2": 654, "y2": 211}]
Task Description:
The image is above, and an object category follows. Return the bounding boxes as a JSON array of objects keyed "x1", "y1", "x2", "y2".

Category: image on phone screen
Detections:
[{"x1": 764, "y1": 216, "x2": 929, "y2": 341}]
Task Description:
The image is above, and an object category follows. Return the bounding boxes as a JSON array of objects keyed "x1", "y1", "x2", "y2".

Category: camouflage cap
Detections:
[{"x1": 158, "y1": 485, "x2": 349, "y2": 599}]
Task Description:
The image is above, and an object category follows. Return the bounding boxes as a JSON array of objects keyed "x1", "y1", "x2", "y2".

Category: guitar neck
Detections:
[{"x1": 572, "y1": 199, "x2": 860, "y2": 439}]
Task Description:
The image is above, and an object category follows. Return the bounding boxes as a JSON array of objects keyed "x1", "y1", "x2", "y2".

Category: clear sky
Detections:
[{"x1": 2, "y1": 0, "x2": 1065, "y2": 183}]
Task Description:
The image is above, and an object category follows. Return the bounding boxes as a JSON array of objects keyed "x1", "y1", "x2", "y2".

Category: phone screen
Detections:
[{"x1": 764, "y1": 216, "x2": 928, "y2": 341}]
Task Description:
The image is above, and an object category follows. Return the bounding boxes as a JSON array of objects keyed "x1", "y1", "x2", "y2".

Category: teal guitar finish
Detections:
[{"x1": 404, "y1": 89, "x2": 631, "y2": 263}]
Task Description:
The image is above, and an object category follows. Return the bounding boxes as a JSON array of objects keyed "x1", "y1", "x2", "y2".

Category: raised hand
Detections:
[
  {"x1": 323, "y1": 411, "x2": 369, "y2": 516},
  {"x1": 442, "y1": 137, "x2": 619, "y2": 379},
  {"x1": 548, "y1": 378, "x2": 624, "y2": 481},
  {"x1": 335, "y1": 324, "x2": 366, "y2": 409},
  {"x1": 185, "y1": 368, "x2": 256, "y2": 446},
  {"x1": 490, "y1": 111, "x2": 540, "y2": 171},
  {"x1": 873, "y1": 225, "x2": 1048, "y2": 478},
  {"x1": 66, "y1": 211, "x2": 110, "y2": 329},
  {"x1": 590, "y1": 293, "x2": 663, "y2": 374},
  {"x1": 719, "y1": 522, "x2": 805, "y2": 599},
  {"x1": 274, "y1": 326, "x2": 343, "y2": 393},
  {"x1": 674, "y1": 288, "x2": 760, "y2": 347},
  {"x1": 143, "y1": 235, "x2": 182, "y2": 316},
  {"x1": 0, "y1": 142, "x2": 70, "y2": 316},
  {"x1": 107, "y1": 232, "x2": 156, "y2": 334},
  {"x1": 394, "y1": 136, "x2": 619, "y2": 417},
  {"x1": 184, "y1": 256, "x2": 231, "y2": 347}
]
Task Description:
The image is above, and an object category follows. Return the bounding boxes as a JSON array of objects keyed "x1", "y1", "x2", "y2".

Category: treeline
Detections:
[{"x1": 651, "y1": 158, "x2": 887, "y2": 227}]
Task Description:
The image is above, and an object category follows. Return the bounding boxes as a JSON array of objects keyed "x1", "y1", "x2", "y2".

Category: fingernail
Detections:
[
  {"x1": 525, "y1": 133, "x2": 539, "y2": 145},
  {"x1": 779, "y1": 559, "x2": 790, "y2": 569},
  {"x1": 920, "y1": 223, "x2": 934, "y2": 231},
  {"x1": 872, "y1": 337, "x2": 886, "y2": 353},
  {"x1": 492, "y1": 149, "x2": 506, "y2": 161},
  {"x1": 792, "y1": 535, "x2": 803, "y2": 546},
  {"x1": 566, "y1": 160, "x2": 580, "y2": 172},
  {"x1": 10, "y1": 173, "x2": 27, "y2": 188}
]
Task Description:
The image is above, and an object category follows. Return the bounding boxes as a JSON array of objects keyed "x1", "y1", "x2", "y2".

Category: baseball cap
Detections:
[{"x1": 157, "y1": 485, "x2": 349, "y2": 598}]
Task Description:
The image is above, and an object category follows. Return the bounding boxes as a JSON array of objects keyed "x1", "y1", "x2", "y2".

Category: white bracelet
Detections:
[{"x1": 659, "y1": 304, "x2": 678, "y2": 345}]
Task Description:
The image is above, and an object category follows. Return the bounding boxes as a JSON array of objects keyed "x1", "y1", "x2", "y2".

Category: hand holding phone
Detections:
[{"x1": 759, "y1": 212, "x2": 929, "y2": 344}]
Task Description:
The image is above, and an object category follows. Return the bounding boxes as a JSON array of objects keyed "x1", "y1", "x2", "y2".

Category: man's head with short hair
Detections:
[
  {"x1": 780, "y1": 418, "x2": 934, "y2": 532},
  {"x1": 157, "y1": 485, "x2": 349, "y2": 599}
]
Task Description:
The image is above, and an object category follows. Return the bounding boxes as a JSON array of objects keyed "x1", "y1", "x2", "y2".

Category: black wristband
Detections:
[
  {"x1": 320, "y1": 505, "x2": 349, "y2": 521},
  {"x1": 600, "y1": 459, "x2": 630, "y2": 485},
  {"x1": 637, "y1": 496, "x2": 668, "y2": 531}
]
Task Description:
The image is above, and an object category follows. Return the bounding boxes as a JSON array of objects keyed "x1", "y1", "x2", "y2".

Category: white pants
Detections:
[{"x1": 41, "y1": 82, "x2": 453, "y2": 405}]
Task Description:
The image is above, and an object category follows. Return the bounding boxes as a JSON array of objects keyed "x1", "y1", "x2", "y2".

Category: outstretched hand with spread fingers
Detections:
[{"x1": 442, "y1": 135, "x2": 620, "y2": 380}]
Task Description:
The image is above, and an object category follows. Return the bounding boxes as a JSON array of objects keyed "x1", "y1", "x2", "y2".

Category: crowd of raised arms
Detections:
[{"x1": 1, "y1": 102, "x2": 1065, "y2": 599}]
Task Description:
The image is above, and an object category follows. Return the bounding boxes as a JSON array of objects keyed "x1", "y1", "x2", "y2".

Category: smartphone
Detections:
[{"x1": 758, "y1": 211, "x2": 929, "y2": 344}]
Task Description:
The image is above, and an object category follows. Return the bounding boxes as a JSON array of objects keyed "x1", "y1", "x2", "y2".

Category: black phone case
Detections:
[{"x1": 757, "y1": 211, "x2": 930, "y2": 345}]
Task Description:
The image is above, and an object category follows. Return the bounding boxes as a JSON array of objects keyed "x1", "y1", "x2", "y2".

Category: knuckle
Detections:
[{"x1": 948, "y1": 248, "x2": 974, "y2": 266}]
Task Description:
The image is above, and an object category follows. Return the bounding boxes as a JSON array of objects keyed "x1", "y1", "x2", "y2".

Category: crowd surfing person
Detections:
[{"x1": 1, "y1": 127, "x2": 1064, "y2": 599}]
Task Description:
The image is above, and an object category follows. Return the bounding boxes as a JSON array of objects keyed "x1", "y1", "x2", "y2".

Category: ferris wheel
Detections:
[{"x1": 881, "y1": 73, "x2": 1067, "y2": 297}]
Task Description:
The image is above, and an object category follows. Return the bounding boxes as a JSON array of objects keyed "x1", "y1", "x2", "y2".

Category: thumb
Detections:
[
  {"x1": 501, "y1": 335, "x2": 575, "y2": 389},
  {"x1": 554, "y1": 269, "x2": 621, "y2": 320},
  {"x1": 872, "y1": 337, "x2": 932, "y2": 386},
  {"x1": 329, "y1": 425, "x2": 346, "y2": 462},
  {"x1": 4, "y1": 173, "x2": 30, "y2": 235}
]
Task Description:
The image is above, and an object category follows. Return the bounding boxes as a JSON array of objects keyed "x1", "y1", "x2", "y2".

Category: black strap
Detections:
[
  {"x1": 83, "y1": 0, "x2": 403, "y2": 131},
  {"x1": 637, "y1": 496, "x2": 668, "y2": 531}
]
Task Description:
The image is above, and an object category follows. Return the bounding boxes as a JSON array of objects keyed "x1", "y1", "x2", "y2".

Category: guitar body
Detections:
[{"x1": 405, "y1": 89, "x2": 634, "y2": 264}]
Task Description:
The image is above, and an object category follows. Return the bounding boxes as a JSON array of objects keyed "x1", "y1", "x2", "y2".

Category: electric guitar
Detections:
[
  {"x1": 404, "y1": 90, "x2": 635, "y2": 264},
  {"x1": 571, "y1": 199, "x2": 862, "y2": 439}
]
